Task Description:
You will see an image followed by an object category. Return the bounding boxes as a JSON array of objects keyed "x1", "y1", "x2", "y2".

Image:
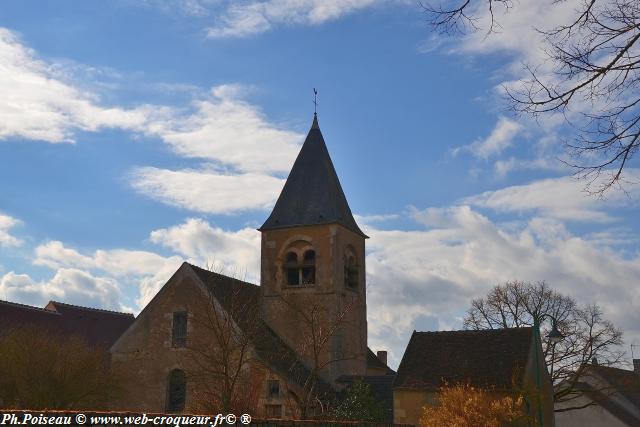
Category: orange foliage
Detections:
[{"x1": 420, "y1": 383, "x2": 532, "y2": 427}]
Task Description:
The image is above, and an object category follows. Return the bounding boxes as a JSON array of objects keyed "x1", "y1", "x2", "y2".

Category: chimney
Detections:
[
  {"x1": 377, "y1": 350, "x2": 388, "y2": 366},
  {"x1": 633, "y1": 359, "x2": 640, "y2": 374}
]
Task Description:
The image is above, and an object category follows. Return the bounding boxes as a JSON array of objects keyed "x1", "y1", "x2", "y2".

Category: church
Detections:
[
  {"x1": 0, "y1": 112, "x2": 554, "y2": 425},
  {"x1": 109, "y1": 113, "x2": 394, "y2": 418}
]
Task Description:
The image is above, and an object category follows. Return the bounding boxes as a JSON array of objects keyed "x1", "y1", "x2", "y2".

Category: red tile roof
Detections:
[{"x1": 0, "y1": 299, "x2": 134, "y2": 348}]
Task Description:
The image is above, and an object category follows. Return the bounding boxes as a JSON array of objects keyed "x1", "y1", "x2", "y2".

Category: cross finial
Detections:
[{"x1": 313, "y1": 88, "x2": 318, "y2": 115}]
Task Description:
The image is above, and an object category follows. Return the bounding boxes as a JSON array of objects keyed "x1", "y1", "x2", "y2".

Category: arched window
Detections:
[
  {"x1": 302, "y1": 250, "x2": 316, "y2": 285},
  {"x1": 284, "y1": 249, "x2": 316, "y2": 286},
  {"x1": 285, "y1": 252, "x2": 300, "y2": 285},
  {"x1": 345, "y1": 254, "x2": 358, "y2": 289},
  {"x1": 166, "y1": 369, "x2": 186, "y2": 412}
]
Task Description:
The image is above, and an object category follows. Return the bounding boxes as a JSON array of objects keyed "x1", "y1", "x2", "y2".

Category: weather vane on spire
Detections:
[{"x1": 313, "y1": 88, "x2": 318, "y2": 114}]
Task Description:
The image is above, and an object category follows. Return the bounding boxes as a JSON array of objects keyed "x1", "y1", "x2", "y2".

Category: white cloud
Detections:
[
  {"x1": 146, "y1": 85, "x2": 302, "y2": 173},
  {"x1": 0, "y1": 28, "x2": 301, "y2": 173},
  {"x1": 457, "y1": 0, "x2": 581, "y2": 63},
  {"x1": 17, "y1": 218, "x2": 260, "y2": 311},
  {"x1": 207, "y1": 0, "x2": 382, "y2": 38},
  {"x1": 0, "y1": 30, "x2": 303, "y2": 214},
  {"x1": 130, "y1": 167, "x2": 285, "y2": 214},
  {"x1": 150, "y1": 218, "x2": 261, "y2": 283},
  {"x1": 365, "y1": 204, "x2": 640, "y2": 366},
  {"x1": 453, "y1": 116, "x2": 522, "y2": 159},
  {"x1": 140, "y1": 0, "x2": 218, "y2": 17},
  {"x1": 34, "y1": 240, "x2": 183, "y2": 277},
  {"x1": 130, "y1": 85, "x2": 302, "y2": 213},
  {"x1": 463, "y1": 171, "x2": 640, "y2": 223},
  {"x1": 0, "y1": 268, "x2": 122, "y2": 310},
  {"x1": 0, "y1": 28, "x2": 154, "y2": 143},
  {"x1": 493, "y1": 156, "x2": 566, "y2": 179},
  {"x1": 0, "y1": 213, "x2": 23, "y2": 247},
  {"x1": 32, "y1": 240, "x2": 184, "y2": 310},
  {"x1": 438, "y1": 1, "x2": 607, "y2": 179},
  {"x1": 354, "y1": 213, "x2": 400, "y2": 225}
]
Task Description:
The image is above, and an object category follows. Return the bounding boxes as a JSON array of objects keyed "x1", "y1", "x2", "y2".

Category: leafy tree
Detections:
[
  {"x1": 330, "y1": 380, "x2": 384, "y2": 422},
  {"x1": 0, "y1": 326, "x2": 121, "y2": 409},
  {"x1": 423, "y1": 0, "x2": 640, "y2": 194},
  {"x1": 464, "y1": 280, "x2": 624, "y2": 411},
  {"x1": 420, "y1": 383, "x2": 532, "y2": 427}
]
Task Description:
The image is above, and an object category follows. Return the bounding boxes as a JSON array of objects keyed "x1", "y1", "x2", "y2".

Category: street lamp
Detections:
[
  {"x1": 547, "y1": 319, "x2": 563, "y2": 344},
  {"x1": 533, "y1": 314, "x2": 564, "y2": 427}
]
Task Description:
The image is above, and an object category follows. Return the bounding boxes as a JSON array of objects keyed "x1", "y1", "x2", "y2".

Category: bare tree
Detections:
[
  {"x1": 423, "y1": 0, "x2": 640, "y2": 194},
  {"x1": 464, "y1": 281, "x2": 624, "y2": 412},
  {"x1": 185, "y1": 271, "x2": 264, "y2": 414},
  {"x1": 275, "y1": 292, "x2": 361, "y2": 419},
  {"x1": 0, "y1": 325, "x2": 121, "y2": 409}
]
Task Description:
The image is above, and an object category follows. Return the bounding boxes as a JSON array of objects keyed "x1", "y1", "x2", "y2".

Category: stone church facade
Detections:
[{"x1": 109, "y1": 114, "x2": 391, "y2": 418}]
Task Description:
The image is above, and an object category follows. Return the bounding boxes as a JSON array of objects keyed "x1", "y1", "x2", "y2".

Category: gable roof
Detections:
[
  {"x1": 188, "y1": 263, "x2": 335, "y2": 397},
  {"x1": 393, "y1": 328, "x2": 534, "y2": 391},
  {"x1": 0, "y1": 299, "x2": 134, "y2": 349},
  {"x1": 259, "y1": 114, "x2": 367, "y2": 237},
  {"x1": 579, "y1": 364, "x2": 640, "y2": 425}
]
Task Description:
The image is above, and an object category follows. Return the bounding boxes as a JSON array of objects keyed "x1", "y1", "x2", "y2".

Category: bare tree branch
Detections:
[
  {"x1": 464, "y1": 281, "x2": 625, "y2": 412},
  {"x1": 424, "y1": 0, "x2": 640, "y2": 195}
]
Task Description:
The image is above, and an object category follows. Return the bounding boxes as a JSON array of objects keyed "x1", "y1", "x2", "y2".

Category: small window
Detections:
[
  {"x1": 172, "y1": 311, "x2": 187, "y2": 347},
  {"x1": 284, "y1": 249, "x2": 316, "y2": 286},
  {"x1": 265, "y1": 404, "x2": 283, "y2": 418},
  {"x1": 302, "y1": 250, "x2": 316, "y2": 284},
  {"x1": 286, "y1": 252, "x2": 300, "y2": 285},
  {"x1": 345, "y1": 255, "x2": 358, "y2": 289},
  {"x1": 267, "y1": 380, "x2": 280, "y2": 398},
  {"x1": 166, "y1": 369, "x2": 186, "y2": 412}
]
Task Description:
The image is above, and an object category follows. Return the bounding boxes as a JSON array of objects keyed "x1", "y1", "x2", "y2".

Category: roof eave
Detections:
[{"x1": 258, "y1": 220, "x2": 369, "y2": 238}]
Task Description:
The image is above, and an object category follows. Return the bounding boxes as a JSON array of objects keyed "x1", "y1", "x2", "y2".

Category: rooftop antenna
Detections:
[{"x1": 313, "y1": 88, "x2": 318, "y2": 115}]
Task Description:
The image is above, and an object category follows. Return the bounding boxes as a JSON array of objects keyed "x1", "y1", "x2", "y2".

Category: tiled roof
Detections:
[
  {"x1": 259, "y1": 114, "x2": 367, "y2": 237},
  {"x1": 581, "y1": 364, "x2": 640, "y2": 425},
  {"x1": 188, "y1": 264, "x2": 335, "y2": 397},
  {"x1": 0, "y1": 299, "x2": 134, "y2": 349},
  {"x1": 393, "y1": 328, "x2": 533, "y2": 390}
]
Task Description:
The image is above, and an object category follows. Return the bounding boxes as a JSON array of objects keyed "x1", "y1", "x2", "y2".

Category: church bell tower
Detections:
[{"x1": 259, "y1": 114, "x2": 368, "y2": 384}]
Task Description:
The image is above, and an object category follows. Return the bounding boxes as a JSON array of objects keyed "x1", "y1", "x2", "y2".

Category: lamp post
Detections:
[{"x1": 533, "y1": 314, "x2": 564, "y2": 427}]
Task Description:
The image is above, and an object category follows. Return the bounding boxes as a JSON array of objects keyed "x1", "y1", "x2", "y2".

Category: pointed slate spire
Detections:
[{"x1": 260, "y1": 114, "x2": 367, "y2": 237}]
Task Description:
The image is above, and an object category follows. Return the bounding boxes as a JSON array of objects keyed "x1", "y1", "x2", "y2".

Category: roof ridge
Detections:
[
  {"x1": 48, "y1": 301, "x2": 134, "y2": 317},
  {"x1": 0, "y1": 299, "x2": 61, "y2": 314},
  {"x1": 186, "y1": 263, "x2": 259, "y2": 288},
  {"x1": 590, "y1": 364, "x2": 636, "y2": 374},
  {"x1": 414, "y1": 327, "x2": 533, "y2": 334}
]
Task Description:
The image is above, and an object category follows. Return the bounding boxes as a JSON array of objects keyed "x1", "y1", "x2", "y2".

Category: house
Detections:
[
  {"x1": 555, "y1": 361, "x2": 640, "y2": 426},
  {"x1": 393, "y1": 328, "x2": 555, "y2": 426},
  {"x1": 0, "y1": 299, "x2": 135, "y2": 409},
  {"x1": 0, "y1": 299, "x2": 134, "y2": 349},
  {"x1": 109, "y1": 113, "x2": 394, "y2": 418}
]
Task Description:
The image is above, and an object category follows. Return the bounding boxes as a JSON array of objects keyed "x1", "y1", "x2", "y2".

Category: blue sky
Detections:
[{"x1": 1, "y1": 0, "x2": 639, "y2": 367}]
